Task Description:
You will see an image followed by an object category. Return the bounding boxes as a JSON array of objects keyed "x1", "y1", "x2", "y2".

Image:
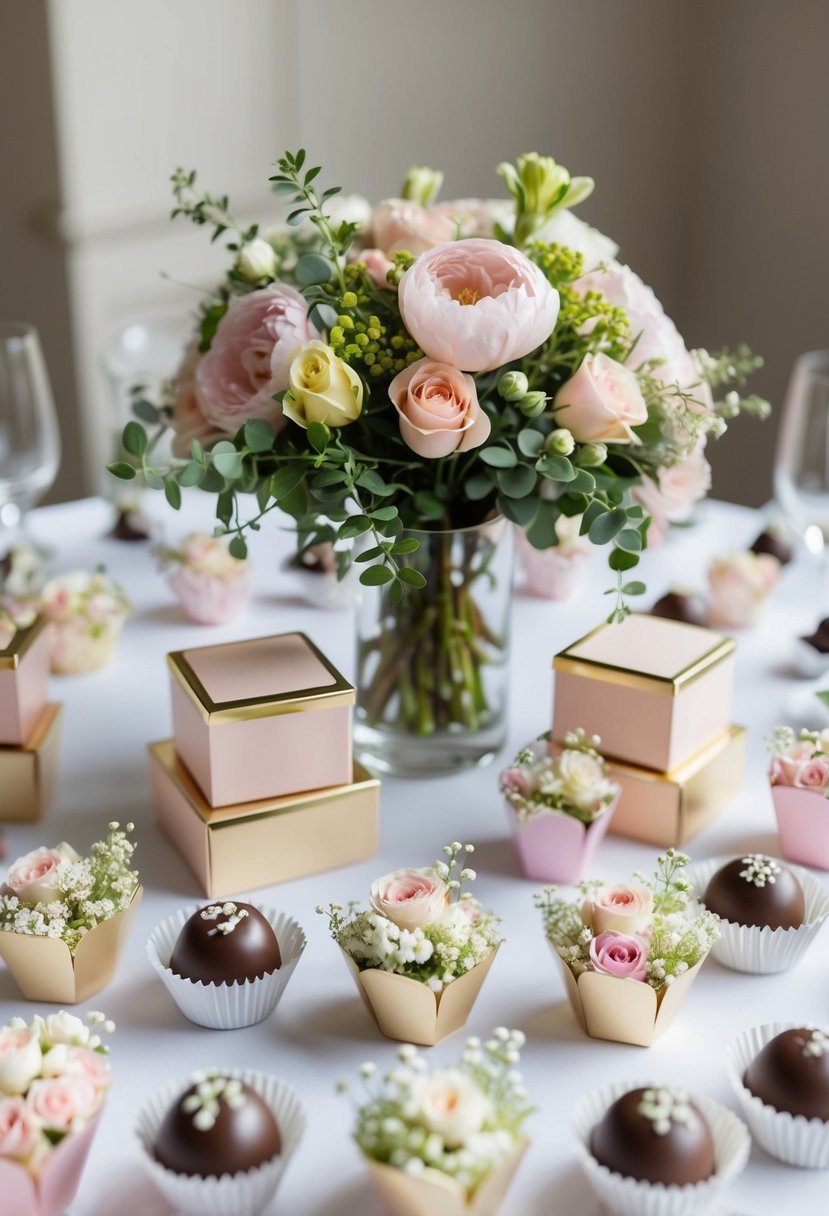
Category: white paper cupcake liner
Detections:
[
  {"x1": 687, "y1": 857, "x2": 829, "y2": 974},
  {"x1": 726, "y1": 1022, "x2": 829, "y2": 1168},
  {"x1": 147, "y1": 904, "x2": 306, "y2": 1029},
  {"x1": 136, "y1": 1069, "x2": 305, "y2": 1216},
  {"x1": 572, "y1": 1080, "x2": 750, "y2": 1216}
]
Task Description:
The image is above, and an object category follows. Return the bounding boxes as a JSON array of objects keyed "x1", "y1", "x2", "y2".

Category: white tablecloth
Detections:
[{"x1": 7, "y1": 494, "x2": 829, "y2": 1216}]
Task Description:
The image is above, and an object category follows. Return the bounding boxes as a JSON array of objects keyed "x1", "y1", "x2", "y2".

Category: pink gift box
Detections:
[
  {"x1": 0, "y1": 1114, "x2": 100, "y2": 1216},
  {"x1": 552, "y1": 614, "x2": 736, "y2": 772},
  {"x1": 0, "y1": 617, "x2": 51, "y2": 746},
  {"x1": 507, "y1": 792, "x2": 620, "y2": 884},
  {"x1": 772, "y1": 783, "x2": 829, "y2": 871},
  {"x1": 169, "y1": 631, "x2": 354, "y2": 807}
]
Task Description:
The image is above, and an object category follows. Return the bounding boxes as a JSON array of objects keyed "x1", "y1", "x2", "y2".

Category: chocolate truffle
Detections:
[
  {"x1": 750, "y1": 527, "x2": 792, "y2": 566},
  {"x1": 703, "y1": 855, "x2": 805, "y2": 930},
  {"x1": 169, "y1": 902, "x2": 281, "y2": 985},
  {"x1": 154, "y1": 1072, "x2": 281, "y2": 1177},
  {"x1": 744, "y1": 1028, "x2": 829, "y2": 1121},
  {"x1": 650, "y1": 590, "x2": 707, "y2": 627},
  {"x1": 590, "y1": 1086, "x2": 716, "y2": 1186}
]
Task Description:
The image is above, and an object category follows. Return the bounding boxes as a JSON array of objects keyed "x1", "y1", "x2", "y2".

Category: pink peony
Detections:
[
  {"x1": 708, "y1": 551, "x2": 780, "y2": 630},
  {"x1": 0, "y1": 1096, "x2": 42, "y2": 1160},
  {"x1": 195, "y1": 285, "x2": 319, "y2": 433},
  {"x1": 589, "y1": 930, "x2": 648, "y2": 982},
  {"x1": 369, "y1": 866, "x2": 448, "y2": 932},
  {"x1": 584, "y1": 885, "x2": 654, "y2": 936},
  {"x1": 169, "y1": 342, "x2": 225, "y2": 459},
  {"x1": 632, "y1": 448, "x2": 712, "y2": 545},
  {"x1": 26, "y1": 1077, "x2": 97, "y2": 1133},
  {"x1": 398, "y1": 238, "x2": 559, "y2": 372},
  {"x1": 429, "y1": 197, "x2": 513, "y2": 239},
  {"x1": 389, "y1": 357, "x2": 490, "y2": 458},
  {"x1": 370, "y1": 199, "x2": 455, "y2": 256},
  {"x1": 553, "y1": 353, "x2": 648, "y2": 444}
]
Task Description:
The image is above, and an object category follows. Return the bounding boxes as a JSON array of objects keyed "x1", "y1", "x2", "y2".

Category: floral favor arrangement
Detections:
[
  {"x1": 769, "y1": 726, "x2": 829, "y2": 871},
  {"x1": 156, "y1": 532, "x2": 252, "y2": 625},
  {"x1": 40, "y1": 571, "x2": 131, "y2": 675},
  {"x1": 0, "y1": 824, "x2": 141, "y2": 1003},
  {"x1": 500, "y1": 730, "x2": 620, "y2": 883},
  {"x1": 0, "y1": 1010, "x2": 114, "y2": 1216},
  {"x1": 319, "y1": 842, "x2": 501, "y2": 1045},
  {"x1": 108, "y1": 149, "x2": 767, "y2": 756},
  {"x1": 535, "y1": 850, "x2": 719, "y2": 1046},
  {"x1": 342, "y1": 1029, "x2": 531, "y2": 1216}
]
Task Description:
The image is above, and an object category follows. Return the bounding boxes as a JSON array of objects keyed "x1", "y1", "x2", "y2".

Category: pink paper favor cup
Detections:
[
  {"x1": 0, "y1": 1113, "x2": 101, "y2": 1216},
  {"x1": 507, "y1": 792, "x2": 620, "y2": 884},
  {"x1": 168, "y1": 566, "x2": 253, "y2": 626},
  {"x1": 772, "y1": 783, "x2": 829, "y2": 871}
]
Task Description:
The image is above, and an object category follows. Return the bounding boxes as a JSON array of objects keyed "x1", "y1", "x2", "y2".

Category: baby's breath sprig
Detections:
[
  {"x1": 636, "y1": 848, "x2": 692, "y2": 918},
  {"x1": 433, "y1": 841, "x2": 477, "y2": 900}
]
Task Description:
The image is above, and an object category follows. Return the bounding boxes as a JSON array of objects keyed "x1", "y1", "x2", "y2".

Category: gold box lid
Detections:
[
  {"x1": 553, "y1": 613, "x2": 735, "y2": 697},
  {"x1": 167, "y1": 630, "x2": 355, "y2": 724},
  {"x1": 0, "y1": 615, "x2": 48, "y2": 671},
  {"x1": 149, "y1": 739, "x2": 377, "y2": 827}
]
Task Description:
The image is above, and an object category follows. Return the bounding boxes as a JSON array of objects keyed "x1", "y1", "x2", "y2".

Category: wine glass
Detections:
[
  {"x1": 0, "y1": 323, "x2": 61, "y2": 559},
  {"x1": 775, "y1": 351, "x2": 829, "y2": 558}
]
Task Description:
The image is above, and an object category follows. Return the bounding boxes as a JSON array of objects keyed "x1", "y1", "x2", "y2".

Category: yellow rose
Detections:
[{"x1": 282, "y1": 340, "x2": 363, "y2": 428}]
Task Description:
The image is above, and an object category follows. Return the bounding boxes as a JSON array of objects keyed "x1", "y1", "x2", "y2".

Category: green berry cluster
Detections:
[{"x1": 328, "y1": 264, "x2": 420, "y2": 379}]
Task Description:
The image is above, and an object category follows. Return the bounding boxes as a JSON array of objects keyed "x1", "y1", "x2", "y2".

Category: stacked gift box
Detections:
[
  {"x1": 552, "y1": 613, "x2": 745, "y2": 846},
  {"x1": 0, "y1": 616, "x2": 62, "y2": 822},
  {"x1": 149, "y1": 630, "x2": 379, "y2": 896}
]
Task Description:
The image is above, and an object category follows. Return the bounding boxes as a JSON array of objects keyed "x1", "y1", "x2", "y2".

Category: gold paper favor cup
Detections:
[
  {"x1": 342, "y1": 947, "x2": 498, "y2": 1047},
  {"x1": 367, "y1": 1141, "x2": 528, "y2": 1216},
  {"x1": 0, "y1": 885, "x2": 142, "y2": 1004}
]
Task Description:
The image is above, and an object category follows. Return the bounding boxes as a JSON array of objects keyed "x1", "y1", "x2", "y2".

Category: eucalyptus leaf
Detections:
[
  {"x1": 244, "y1": 418, "x2": 275, "y2": 452},
  {"x1": 295, "y1": 253, "x2": 335, "y2": 286},
  {"x1": 359, "y1": 564, "x2": 394, "y2": 586},
  {"x1": 397, "y1": 567, "x2": 427, "y2": 589},
  {"x1": 496, "y1": 464, "x2": 537, "y2": 499},
  {"x1": 517, "y1": 429, "x2": 544, "y2": 459},
  {"x1": 122, "y1": 421, "x2": 147, "y2": 458},
  {"x1": 479, "y1": 445, "x2": 517, "y2": 469},
  {"x1": 589, "y1": 507, "x2": 627, "y2": 545},
  {"x1": 164, "y1": 480, "x2": 182, "y2": 510},
  {"x1": 107, "y1": 462, "x2": 136, "y2": 480}
]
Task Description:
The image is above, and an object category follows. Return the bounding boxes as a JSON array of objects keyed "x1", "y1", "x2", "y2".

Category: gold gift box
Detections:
[
  {"x1": 0, "y1": 703, "x2": 63, "y2": 823},
  {"x1": 607, "y1": 725, "x2": 747, "y2": 847},
  {"x1": 149, "y1": 740, "x2": 380, "y2": 898}
]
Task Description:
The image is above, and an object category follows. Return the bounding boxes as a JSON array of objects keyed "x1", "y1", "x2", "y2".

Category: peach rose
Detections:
[
  {"x1": 195, "y1": 285, "x2": 320, "y2": 433},
  {"x1": 583, "y1": 884, "x2": 654, "y2": 936},
  {"x1": 632, "y1": 448, "x2": 712, "y2": 545},
  {"x1": 415, "y1": 1069, "x2": 491, "y2": 1147},
  {"x1": 389, "y1": 358, "x2": 490, "y2": 459},
  {"x1": 589, "y1": 930, "x2": 648, "y2": 982},
  {"x1": 0, "y1": 1027, "x2": 43, "y2": 1097},
  {"x1": 708, "y1": 551, "x2": 780, "y2": 629},
  {"x1": 356, "y1": 248, "x2": 396, "y2": 289},
  {"x1": 369, "y1": 866, "x2": 448, "y2": 931},
  {"x1": 7, "y1": 844, "x2": 79, "y2": 906},
  {"x1": 0, "y1": 1097, "x2": 42, "y2": 1161},
  {"x1": 26, "y1": 1077, "x2": 97, "y2": 1133},
  {"x1": 370, "y1": 199, "x2": 455, "y2": 256},
  {"x1": 398, "y1": 238, "x2": 559, "y2": 372},
  {"x1": 554, "y1": 353, "x2": 647, "y2": 444},
  {"x1": 169, "y1": 342, "x2": 225, "y2": 460}
]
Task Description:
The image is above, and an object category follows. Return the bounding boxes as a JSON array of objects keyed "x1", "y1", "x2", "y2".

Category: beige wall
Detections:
[{"x1": 2, "y1": 0, "x2": 827, "y2": 505}]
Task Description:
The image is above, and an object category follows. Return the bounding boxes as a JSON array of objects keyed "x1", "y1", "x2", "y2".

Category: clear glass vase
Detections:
[{"x1": 354, "y1": 517, "x2": 513, "y2": 777}]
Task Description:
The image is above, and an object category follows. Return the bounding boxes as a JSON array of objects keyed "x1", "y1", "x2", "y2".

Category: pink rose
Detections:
[
  {"x1": 708, "y1": 552, "x2": 780, "y2": 630},
  {"x1": 398, "y1": 238, "x2": 559, "y2": 373},
  {"x1": 355, "y1": 248, "x2": 396, "y2": 289},
  {"x1": 632, "y1": 448, "x2": 712, "y2": 546},
  {"x1": 0, "y1": 1027, "x2": 43, "y2": 1097},
  {"x1": 26, "y1": 1077, "x2": 97, "y2": 1133},
  {"x1": 500, "y1": 767, "x2": 530, "y2": 798},
  {"x1": 370, "y1": 199, "x2": 455, "y2": 256},
  {"x1": 195, "y1": 285, "x2": 319, "y2": 433},
  {"x1": 169, "y1": 342, "x2": 225, "y2": 459},
  {"x1": 7, "y1": 844, "x2": 78, "y2": 906},
  {"x1": 589, "y1": 930, "x2": 648, "y2": 982},
  {"x1": 388, "y1": 358, "x2": 491, "y2": 459},
  {"x1": 369, "y1": 866, "x2": 448, "y2": 932},
  {"x1": 64, "y1": 1047, "x2": 111, "y2": 1096},
  {"x1": 770, "y1": 741, "x2": 815, "y2": 787},
  {"x1": 553, "y1": 353, "x2": 647, "y2": 444},
  {"x1": 0, "y1": 1097, "x2": 42, "y2": 1161},
  {"x1": 584, "y1": 885, "x2": 654, "y2": 936},
  {"x1": 795, "y1": 759, "x2": 829, "y2": 791}
]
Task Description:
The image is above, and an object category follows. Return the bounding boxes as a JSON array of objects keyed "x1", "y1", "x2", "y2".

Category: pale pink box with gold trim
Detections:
[
  {"x1": 552, "y1": 614, "x2": 736, "y2": 773},
  {"x1": 0, "y1": 616, "x2": 51, "y2": 746},
  {"x1": 169, "y1": 631, "x2": 354, "y2": 808}
]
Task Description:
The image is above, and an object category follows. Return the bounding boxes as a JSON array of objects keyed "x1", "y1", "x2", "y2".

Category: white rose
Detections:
[
  {"x1": 415, "y1": 1069, "x2": 491, "y2": 1147},
  {"x1": 35, "y1": 1012, "x2": 90, "y2": 1049},
  {"x1": 554, "y1": 749, "x2": 614, "y2": 811},
  {"x1": 0, "y1": 1027, "x2": 43, "y2": 1097},
  {"x1": 236, "y1": 237, "x2": 277, "y2": 282},
  {"x1": 7, "y1": 843, "x2": 79, "y2": 906}
]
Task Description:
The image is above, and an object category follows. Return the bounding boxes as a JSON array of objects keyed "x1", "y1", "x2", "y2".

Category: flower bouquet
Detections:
[
  {"x1": 156, "y1": 532, "x2": 252, "y2": 625},
  {"x1": 0, "y1": 824, "x2": 141, "y2": 1003},
  {"x1": 40, "y1": 571, "x2": 131, "y2": 675},
  {"x1": 342, "y1": 1029, "x2": 531, "y2": 1216},
  {"x1": 319, "y1": 842, "x2": 501, "y2": 1045},
  {"x1": 500, "y1": 729, "x2": 620, "y2": 882},
  {"x1": 0, "y1": 1010, "x2": 114, "y2": 1216},
  {"x1": 769, "y1": 726, "x2": 829, "y2": 870},
  {"x1": 107, "y1": 149, "x2": 767, "y2": 769},
  {"x1": 707, "y1": 550, "x2": 780, "y2": 629},
  {"x1": 535, "y1": 850, "x2": 719, "y2": 1046}
]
